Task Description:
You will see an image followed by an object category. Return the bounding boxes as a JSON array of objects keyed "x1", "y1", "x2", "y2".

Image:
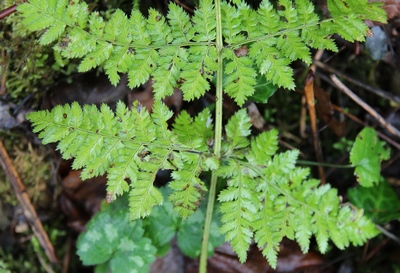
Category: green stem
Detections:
[
  {"x1": 199, "y1": 0, "x2": 223, "y2": 272},
  {"x1": 296, "y1": 160, "x2": 353, "y2": 168}
]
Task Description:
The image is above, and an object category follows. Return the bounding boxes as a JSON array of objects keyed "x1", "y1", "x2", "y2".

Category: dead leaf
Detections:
[
  {"x1": 43, "y1": 72, "x2": 131, "y2": 109},
  {"x1": 314, "y1": 85, "x2": 346, "y2": 137},
  {"x1": 60, "y1": 169, "x2": 106, "y2": 232},
  {"x1": 304, "y1": 70, "x2": 326, "y2": 184},
  {"x1": 185, "y1": 240, "x2": 326, "y2": 273}
]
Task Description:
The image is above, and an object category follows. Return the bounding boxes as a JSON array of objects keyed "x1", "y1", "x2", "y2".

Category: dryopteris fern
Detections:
[
  {"x1": 20, "y1": 0, "x2": 387, "y2": 270},
  {"x1": 28, "y1": 101, "x2": 380, "y2": 268},
  {"x1": 17, "y1": 0, "x2": 386, "y2": 104}
]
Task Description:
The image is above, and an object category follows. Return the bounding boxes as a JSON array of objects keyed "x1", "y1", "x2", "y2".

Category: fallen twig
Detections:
[
  {"x1": 330, "y1": 74, "x2": 400, "y2": 139},
  {"x1": 0, "y1": 140, "x2": 58, "y2": 264},
  {"x1": 315, "y1": 60, "x2": 400, "y2": 104},
  {"x1": 332, "y1": 104, "x2": 400, "y2": 150},
  {"x1": 0, "y1": 4, "x2": 17, "y2": 20}
]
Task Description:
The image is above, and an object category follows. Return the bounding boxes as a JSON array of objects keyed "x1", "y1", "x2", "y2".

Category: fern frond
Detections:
[
  {"x1": 127, "y1": 49, "x2": 158, "y2": 89},
  {"x1": 237, "y1": 3, "x2": 260, "y2": 38},
  {"x1": 217, "y1": 111, "x2": 379, "y2": 268},
  {"x1": 19, "y1": 0, "x2": 386, "y2": 103},
  {"x1": 17, "y1": 0, "x2": 69, "y2": 45},
  {"x1": 245, "y1": 129, "x2": 279, "y2": 165},
  {"x1": 27, "y1": 101, "x2": 215, "y2": 219}
]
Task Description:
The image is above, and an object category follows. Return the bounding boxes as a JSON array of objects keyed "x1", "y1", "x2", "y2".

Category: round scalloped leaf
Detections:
[
  {"x1": 350, "y1": 127, "x2": 390, "y2": 187},
  {"x1": 348, "y1": 179, "x2": 400, "y2": 224},
  {"x1": 77, "y1": 198, "x2": 156, "y2": 273}
]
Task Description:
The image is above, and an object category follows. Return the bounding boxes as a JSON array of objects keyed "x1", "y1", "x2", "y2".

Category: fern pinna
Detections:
[{"x1": 21, "y1": 0, "x2": 386, "y2": 269}]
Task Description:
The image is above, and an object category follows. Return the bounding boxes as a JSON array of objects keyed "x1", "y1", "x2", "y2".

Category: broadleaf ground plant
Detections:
[{"x1": 16, "y1": 0, "x2": 389, "y2": 271}]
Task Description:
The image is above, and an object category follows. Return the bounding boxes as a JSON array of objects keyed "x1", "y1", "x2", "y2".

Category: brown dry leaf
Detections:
[
  {"x1": 60, "y1": 169, "x2": 106, "y2": 232},
  {"x1": 128, "y1": 79, "x2": 182, "y2": 113},
  {"x1": 314, "y1": 85, "x2": 346, "y2": 137},
  {"x1": 150, "y1": 239, "x2": 184, "y2": 273},
  {"x1": 247, "y1": 102, "x2": 266, "y2": 131},
  {"x1": 43, "y1": 73, "x2": 131, "y2": 109},
  {"x1": 185, "y1": 241, "x2": 326, "y2": 273},
  {"x1": 304, "y1": 70, "x2": 326, "y2": 184}
]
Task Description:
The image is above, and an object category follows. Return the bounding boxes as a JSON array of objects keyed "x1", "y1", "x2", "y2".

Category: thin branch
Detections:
[
  {"x1": 330, "y1": 74, "x2": 400, "y2": 139},
  {"x1": 332, "y1": 105, "x2": 400, "y2": 150},
  {"x1": 0, "y1": 140, "x2": 59, "y2": 264},
  {"x1": 315, "y1": 60, "x2": 400, "y2": 104},
  {"x1": 0, "y1": 4, "x2": 17, "y2": 20},
  {"x1": 376, "y1": 225, "x2": 400, "y2": 245},
  {"x1": 173, "y1": 0, "x2": 194, "y2": 13}
]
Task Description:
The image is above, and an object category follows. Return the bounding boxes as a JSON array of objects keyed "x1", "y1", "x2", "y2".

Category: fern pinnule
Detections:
[
  {"x1": 218, "y1": 160, "x2": 258, "y2": 263},
  {"x1": 191, "y1": 0, "x2": 216, "y2": 42},
  {"x1": 223, "y1": 50, "x2": 257, "y2": 105},
  {"x1": 223, "y1": 108, "x2": 252, "y2": 155}
]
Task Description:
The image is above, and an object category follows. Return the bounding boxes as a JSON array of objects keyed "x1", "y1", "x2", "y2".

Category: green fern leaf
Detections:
[
  {"x1": 192, "y1": 0, "x2": 216, "y2": 42},
  {"x1": 218, "y1": 160, "x2": 258, "y2": 263},
  {"x1": 104, "y1": 9, "x2": 131, "y2": 44},
  {"x1": 152, "y1": 46, "x2": 186, "y2": 99},
  {"x1": 103, "y1": 46, "x2": 134, "y2": 86},
  {"x1": 223, "y1": 50, "x2": 257, "y2": 105},
  {"x1": 17, "y1": 0, "x2": 58, "y2": 33},
  {"x1": 249, "y1": 40, "x2": 295, "y2": 90},
  {"x1": 256, "y1": 1, "x2": 281, "y2": 34},
  {"x1": 276, "y1": 32, "x2": 312, "y2": 64},
  {"x1": 168, "y1": 152, "x2": 207, "y2": 218},
  {"x1": 129, "y1": 10, "x2": 152, "y2": 45},
  {"x1": 40, "y1": 22, "x2": 67, "y2": 45},
  {"x1": 245, "y1": 129, "x2": 279, "y2": 165},
  {"x1": 20, "y1": 1, "x2": 387, "y2": 268},
  {"x1": 221, "y1": 2, "x2": 246, "y2": 44},
  {"x1": 127, "y1": 49, "x2": 158, "y2": 89},
  {"x1": 78, "y1": 41, "x2": 113, "y2": 72},
  {"x1": 224, "y1": 108, "x2": 251, "y2": 155},
  {"x1": 328, "y1": 0, "x2": 387, "y2": 41},
  {"x1": 237, "y1": 3, "x2": 261, "y2": 38},
  {"x1": 217, "y1": 116, "x2": 378, "y2": 268},
  {"x1": 27, "y1": 101, "x2": 215, "y2": 220},
  {"x1": 168, "y1": 3, "x2": 195, "y2": 43},
  {"x1": 180, "y1": 46, "x2": 215, "y2": 101},
  {"x1": 173, "y1": 110, "x2": 212, "y2": 151},
  {"x1": 147, "y1": 9, "x2": 173, "y2": 46},
  {"x1": 18, "y1": 0, "x2": 387, "y2": 104}
]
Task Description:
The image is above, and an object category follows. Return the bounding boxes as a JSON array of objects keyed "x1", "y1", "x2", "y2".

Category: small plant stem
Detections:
[
  {"x1": 199, "y1": 0, "x2": 223, "y2": 272},
  {"x1": 297, "y1": 160, "x2": 353, "y2": 168}
]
